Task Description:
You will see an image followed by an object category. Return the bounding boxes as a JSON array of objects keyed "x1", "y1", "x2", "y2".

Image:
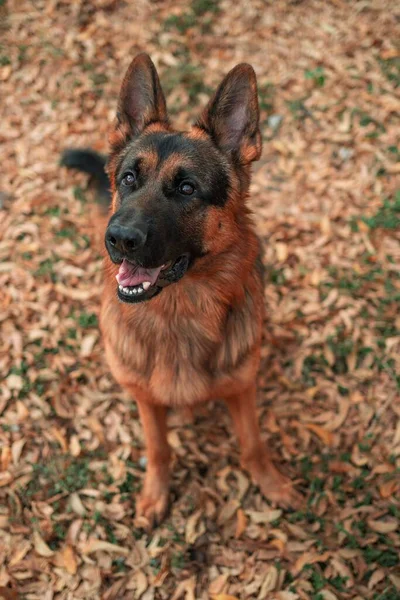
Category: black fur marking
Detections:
[{"x1": 118, "y1": 132, "x2": 230, "y2": 207}]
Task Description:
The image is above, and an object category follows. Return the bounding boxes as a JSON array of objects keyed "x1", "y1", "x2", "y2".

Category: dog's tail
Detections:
[{"x1": 60, "y1": 148, "x2": 111, "y2": 208}]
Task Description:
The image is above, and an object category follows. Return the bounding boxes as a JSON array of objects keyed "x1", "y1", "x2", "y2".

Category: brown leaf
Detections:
[
  {"x1": 235, "y1": 508, "x2": 247, "y2": 539},
  {"x1": 208, "y1": 574, "x2": 229, "y2": 596},
  {"x1": 367, "y1": 518, "x2": 398, "y2": 533},
  {"x1": 379, "y1": 479, "x2": 399, "y2": 499},
  {"x1": 368, "y1": 569, "x2": 385, "y2": 590},
  {"x1": 305, "y1": 423, "x2": 334, "y2": 446},
  {"x1": 171, "y1": 576, "x2": 196, "y2": 600},
  {"x1": 61, "y1": 545, "x2": 78, "y2": 575},
  {"x1": 185, "y1": 509, "x2": 205, "y2": 544},
  {"x1": 81, "y1": 539, "x2": 129, "y2": 555},
  {"x1": 293, "y1": 551, "x2": 331, "y2": 575},
  {"x1": 11, "y1": 439, "x2": 25, "y2": 465}
]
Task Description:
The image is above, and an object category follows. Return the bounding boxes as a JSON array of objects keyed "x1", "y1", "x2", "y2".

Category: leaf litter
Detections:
[{"x1": 0, "y1": 0, "x2": 399, "y2": 598}]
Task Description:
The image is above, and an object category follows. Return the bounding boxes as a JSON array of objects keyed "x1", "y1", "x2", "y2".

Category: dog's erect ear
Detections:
[
  {"x1": 196, "y1": 64, "x2": 261, "y2": 163},
  {"x1": 116, "y1": 53, "x2": 168, "y2": 137}
]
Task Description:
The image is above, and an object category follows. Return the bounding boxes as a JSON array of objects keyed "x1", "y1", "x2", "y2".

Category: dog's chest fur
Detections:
[{"x1": 101, "y1": 273, "x2": 263, "y2": 406}]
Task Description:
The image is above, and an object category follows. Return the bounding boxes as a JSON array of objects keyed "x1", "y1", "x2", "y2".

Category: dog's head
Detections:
[{"x1": 105, "y1": 53, "x2": 262, "y2": 303}]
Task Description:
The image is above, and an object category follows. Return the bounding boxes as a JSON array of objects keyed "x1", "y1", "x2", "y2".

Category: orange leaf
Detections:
[
  {"x1": 379, "y1": 479, "x2": 399, "y2": 499},
  {"x1": 62, "y1": 545, "x2": 78, "y2": 575},
  {"x1": 294, "y1": 550, "x2": 331, "y2": 575},
  {"x1": 270, "y1": 538, "x2": 286, "y2": 554},
  {"x1": 305, "y1": 423, "x2": 334, "y2": 446},
  {"x1": 235, "y1": 508, "x2": 247, "y2": 539}
]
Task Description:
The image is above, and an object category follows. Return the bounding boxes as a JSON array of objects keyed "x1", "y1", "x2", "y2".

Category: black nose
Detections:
[{"x1": 106, "y1": 223, "x2": 147, "y2": 255}]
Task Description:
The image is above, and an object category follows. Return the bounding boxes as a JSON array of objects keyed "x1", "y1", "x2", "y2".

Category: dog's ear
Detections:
[
  {"x1": 196, "y1": 64, "x2": 261, "y2": 163},
  {"x1": 113, "y1": 53, "x2": 168, "y2": 141}
]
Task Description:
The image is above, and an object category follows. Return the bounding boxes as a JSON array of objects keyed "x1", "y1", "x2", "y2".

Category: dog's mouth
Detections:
[{"x1": 115, "y1": 255, "x2": 190, "y2": 303}]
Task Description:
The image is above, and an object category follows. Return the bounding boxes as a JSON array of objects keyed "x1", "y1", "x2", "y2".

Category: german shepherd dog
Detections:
[{"x1": 62, "y1": 53, "x2": 301, "y2": 528}]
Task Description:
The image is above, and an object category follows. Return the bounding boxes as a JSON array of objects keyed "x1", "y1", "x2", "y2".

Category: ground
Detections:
[{"x1": 1, "y1": 0, "x2": 399, "y2": 599}]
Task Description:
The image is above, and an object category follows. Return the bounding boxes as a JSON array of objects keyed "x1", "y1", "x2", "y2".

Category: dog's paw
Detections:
[
  {"x1": 135, "y1": 490, "x2": 169, "y2": 531},
  {"x1": 259, "y1": 473, "x2": 303, "y2": 510},
  {"x1": 245, "y1": 455, "x2": 303, "y2": 511}
]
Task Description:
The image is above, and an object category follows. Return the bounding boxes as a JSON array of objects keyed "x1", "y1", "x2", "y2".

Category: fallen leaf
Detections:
[
  {"x1": 80, "y1": 333, "x2": 98, "y2": 357},
  {"x1": 208, "y1": 574, "x2": 229, "y2": 596},
  {"x1": 33, "y1": 530, "x2": 54, "y2": 557},
  {"x1": 305, "y1": 423, "x2": 334, "y2": 446},
  {"x1": 246, "y1": 509, "x2": 282, "y2": 524},
  {"x1": 69, "y1": 492, "x2": 86, "y2": 516},
  {"x1": 81, "y1": 539, "x2": 129, "y2": 555},
  {"x1": 61, "y1": 545, "x2": 78, "y2": 575},
  {"x1": 185, "y1": 509, "x2": 205, "y2": 544},
  {"x1": 275, "y1": 242, "x2": 289, "y2": 262},
  {"x1": 293, "y1": 551, "x2": 331, "y2": 575},
  {"x1": 367, "y1": 518, "x2": 398, "y2": 533},
  {"x1": 368, "y1": 569, "x2": 385, "y2": 590},
  {"x1": 235, "y1": 508, "x2": 247, "y2": 539}
]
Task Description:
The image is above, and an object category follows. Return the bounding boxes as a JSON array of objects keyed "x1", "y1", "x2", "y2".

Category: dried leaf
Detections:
[
  {"x1": 246, "y1": 509, "x2": 282, "y2": 524},
  {"x1": 235, "y1": 508, "x2": 247, "y2": 539},
  {"x1": 69, "y1": 492, "x2": 86, "y2": 516},
  {"x1": 81, "y1": 539, "x2": 129, "y2": 555},
  {"x1": 61, "y1": 545, "x2": 78, "y2": 575},
  {"x1": 185, "y1": 509, "x2": 205, "y2": 544},
  {"x1": 33, "y1": 530, "x2": 54, "y2": 557},
  {"x1": 305, "y1": 423, "x2": 334, "y2": 446},
  {"x1": 80, "y1": 333, "x2": 98, "y2": 357},
  {"x1": 368, "y1": 569, "x2": 385, "y2": 589},
  {"x1": 275, "y1": 243, "x2": 289, "y2": 262},
  {"x1": 367, "y1": 518, "x2": 398, "y2": 533},
  {"x1": 208, "y1": 574, "x2": 229, "y2": 596},
  {"x1": 293, "y1": 551, "x2": 331, "y2": 575}
]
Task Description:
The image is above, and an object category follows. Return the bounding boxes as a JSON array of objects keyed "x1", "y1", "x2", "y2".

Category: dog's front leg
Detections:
[
  {"x1": 224, "y1": 383, "x2": 302, "y2": 509},
  {"x1": 130, "y1": 391, "x2": 171, "y2": 529}
]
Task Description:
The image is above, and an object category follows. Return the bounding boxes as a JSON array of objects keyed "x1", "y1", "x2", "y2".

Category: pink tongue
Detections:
[
  {"x1": 116, "y1": 259, "x2": 163, "y2": 287},
  {"x1": 116, "y1": 258, "x2": 162, "y2": 287}
]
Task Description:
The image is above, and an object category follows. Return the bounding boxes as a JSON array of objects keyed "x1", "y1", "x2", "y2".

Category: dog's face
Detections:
[{"x1": 105, "y1": 53, "x2": 262, "y2": 304}]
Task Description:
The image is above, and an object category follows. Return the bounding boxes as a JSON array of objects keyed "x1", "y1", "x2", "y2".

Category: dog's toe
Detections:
[{"x1": 135, "y1": 492, "x2": 169, "y2": 531}]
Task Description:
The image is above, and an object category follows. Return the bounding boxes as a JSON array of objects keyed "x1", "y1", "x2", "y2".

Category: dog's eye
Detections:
[
  {"x1": 121, "y1": 171, "x2": 136, "y2": 186},
  {"x1": 179, "y1": 182, "x2": 195, "y2": 196}
]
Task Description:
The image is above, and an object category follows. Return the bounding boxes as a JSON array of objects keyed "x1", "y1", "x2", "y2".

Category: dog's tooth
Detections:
[
  {"x1": 142, "y1": 281, "x2": 151, "y2": 291},
  {"x1": 118, "y1": 285, "x2": 123, "y2": 291},
  {"x1": 133, "y1": 288, "x2": 138, "y2": 294}
]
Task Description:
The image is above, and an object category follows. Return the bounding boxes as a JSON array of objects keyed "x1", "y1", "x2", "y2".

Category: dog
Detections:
[{"x1": 62, "y1": 53, "x2": 301, "y2": 528}]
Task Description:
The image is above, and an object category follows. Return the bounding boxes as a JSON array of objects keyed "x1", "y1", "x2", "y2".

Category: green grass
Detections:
[
  {"x1": 164, "y1": 0, "x2": 220, "y2": 34},
  {"x1": 35, "y1": 258, "x2": 56, "y2": 277},
  {"x1": 304, "y1": 66, "x2": 326, "y2": 87},
  {"x1": 163, "y1": 59, "x2": 210, "y2": 107},
  {"x1": 78, "y1": 311, "x2": 98, "y2": 328},
  {"x1": 360, "y1": 191, "x2": 400, "y2": 230},
  {"x1": 259, "y1": 82, "x2": 276, "y2": 113},
  {"x1": 377, "y1": 56, "x2": 400, "y2": 88},
  {"x1": 171, "y1": 550, "x2": 186, "y2": 570},
  {"x1": 19, "y1": 456, "x2": 92, "y2": 507},
  {"x1": 363, "y1": 547, "x2": 399, "y2": 567},
  {"x1": 374, "y1": 587, "x2": 400, "y2": 600},
  {"x1": 352, "y1": 108, "x2": 386, "y2": 137}
]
